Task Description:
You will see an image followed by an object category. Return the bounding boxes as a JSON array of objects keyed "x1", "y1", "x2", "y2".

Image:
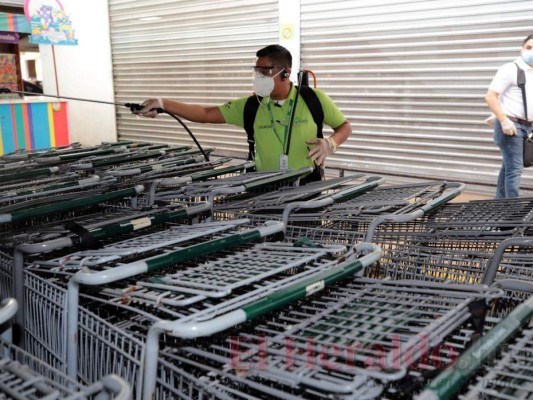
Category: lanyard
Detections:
[{"x1": 267, "y1": 98, "x2": 294, "y2": 155}]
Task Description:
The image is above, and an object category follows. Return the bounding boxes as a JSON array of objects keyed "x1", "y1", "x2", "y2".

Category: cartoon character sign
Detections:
[{"x1": 25, "y1": 0, "x2": 77, "y2": 45}]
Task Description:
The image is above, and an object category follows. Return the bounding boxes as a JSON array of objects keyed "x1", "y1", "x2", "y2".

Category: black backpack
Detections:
[{"x1": 243, "y1": 85, "x2": 324, "y2": 161}]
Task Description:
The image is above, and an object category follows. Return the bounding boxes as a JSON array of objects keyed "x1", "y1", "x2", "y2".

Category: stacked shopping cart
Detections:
[
  {"x1": 0, "y1": 297, "x2": 132, "y2": 399},
  {"x1": 3, "y1": 140, "x2": 533, "y2": 400}
]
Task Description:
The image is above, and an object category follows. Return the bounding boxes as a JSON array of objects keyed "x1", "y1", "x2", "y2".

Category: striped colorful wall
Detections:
[
  {"x1": 0, "y1": 13, "x2": 31, "y2": 34},
  {"x1": 0, "y1": 101, "x2": 69, "y2": 155}
]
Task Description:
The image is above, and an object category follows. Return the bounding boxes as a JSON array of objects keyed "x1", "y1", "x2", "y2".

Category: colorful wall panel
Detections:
[
  {"x1": 0, "y1": 13, "x2": 31, "y2": 34},
  {"x1": 0, "y1": 101, "x2": 69, "y2": 155}
]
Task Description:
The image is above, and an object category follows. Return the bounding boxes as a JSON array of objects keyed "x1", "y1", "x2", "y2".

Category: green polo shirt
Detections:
[{"x1": 218, "y1": 86, "x2": 346, "y2": 171}]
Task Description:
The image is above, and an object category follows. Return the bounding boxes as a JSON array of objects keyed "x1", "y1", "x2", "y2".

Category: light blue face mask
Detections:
[{"x1": 522, "y1": 50, "x2": 533, "y2": 65}]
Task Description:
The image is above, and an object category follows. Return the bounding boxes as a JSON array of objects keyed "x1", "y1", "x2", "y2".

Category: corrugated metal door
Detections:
[
  {"x1": 108, "y1": 0, "x2": 278, "y2": 158},
  {"x1": 300, "y1": 0, "x2": 533, "y2": 189}
]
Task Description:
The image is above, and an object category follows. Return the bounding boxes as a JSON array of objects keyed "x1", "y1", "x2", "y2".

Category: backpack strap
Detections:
[
  {"x1": 298, "y1": 85, "x2": 324, "y2": 138},
  {"x1": 243, "y1": 95, "x2": 261, "y2": 160},
  {"x1": 243, "y1": 87, "x2": 324, "y2": 160},
  {"x1": 515, "y1": 62, "x2": 528, "y2": 120}
]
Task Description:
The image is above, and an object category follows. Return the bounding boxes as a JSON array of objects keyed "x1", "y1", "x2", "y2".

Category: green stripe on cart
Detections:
[
  {"x1": 243, "y1": 259, "x2": 363, "y2": 320},
  {"x1": 145, "y1": 229, "x2": 263, "y2": 272}
]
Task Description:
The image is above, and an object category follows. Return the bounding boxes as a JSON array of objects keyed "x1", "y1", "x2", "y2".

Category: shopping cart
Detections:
[
  {"x1": 363, "y1": 214, "x2": 533, "y2": 285},
  {"x1": 0, "y1": 141, "x2": 83, "y2": 162},
  {"x1": 103, "y1": 155, "x2": 229, "y2": 179},
  {"x1": 282, "y1": 181, "x2": 462, "y2": 229},
  {"x1": 76, "y1": 242, "x2": 380, "y2": 400},
  {"x1": 10, "y1": 200, "x2": 212, "y2": 344},
  {"x1": 424, "y1": 196, "x2": 533, "y2": 236},
  {"x1": 0, "y1": 141, "x2": 143, "y2": 163},
  {"x1": 482, "y1": 237, "x2": 533, "y2": 287},
  {"x1": 22, "y1": 220, "x2": 282, "y2": 373},
  {"x1": 148, "y1": 277, "x2": 502, "y2": 400},
  {"x1": 0, "y1": 185, "x2": 145, "y2": 227},
  {"x1": 0, "y1": 298, "x2": 132, "y2": 400},
  {"x1": 145, "y1": 161, "x2": 256, "y2": 206},
  {"x1": 0, "y1": 171, "x2": 85, "y2": 194},
  {"x1": 0, "y1": 175, "x2": 116, "y2": 208},
  {"x1": 152, "y1": 167, "x2": 313, "y2": 213},
  {"x1": 417, "y1": 279, "x2": 533, "y2": 400},
  {"x1": 24, "y1": 220, "x2": 375, "y2": 398},
  {"x1": 212, "y1": 175, "x2": 384, "y2": 223},
  {"x1": 30, "y1": 144, "x2": 132, "y2": 165},
  {"x1": 282, "y1": 181, "x2": 465, "y2": 248},
  {"x1": 0, "y1": 143, "x2": 165, "y2": 173},
  {"x1": 0, "y1": 185, "x2": 148, "y2": 314},
  {"x1": 1, "y1": 164, "x2": 70, "y2": 184},
  {"x1": 68, "y1": 147, "x2": 212, "y2": 173},
  {"x1": 0, "y1": 159, "x2": 43, "y2": 175}
]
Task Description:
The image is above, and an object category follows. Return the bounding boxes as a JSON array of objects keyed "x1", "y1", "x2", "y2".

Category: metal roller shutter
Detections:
[
  {"x1": 108, "y1": 0, "x2": 278, "y2": 158},
  {"x1": 300, "y1": 0, "x2": 533, "y2": 190}
]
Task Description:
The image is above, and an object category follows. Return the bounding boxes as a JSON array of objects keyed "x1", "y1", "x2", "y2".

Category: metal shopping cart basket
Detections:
[
  {"x1": 0, "y1": 298, "x2": 132, "y2": 400},
  {"x1": 424, "y1": 196, "x2": 533, "y2": 236},
  {"x1": 0, "y1": 185, "x2": 147, "y2": 309},
  {"x1": 0, "y1": 185, "x2": 145, "y2": 242},
  {"x1": 283, "y1": 181, "x2": 464, "y2": 230},
  {"x1": 212, "y1": 174, "x2": 384, "y2": 224},
  {"x1": 8, "y1": 199, "x2": 212, "y2": 340},
  {"x1": 364, "y1": 211, "x2": 533, "y2": 284},
  {"x1": 31, "y1": 142, "x2": 186, "y2": 166},
  {"x1": 417, "y1": 278, "x2": 533, "y2": 400},
  {"x1": 22, "y1": 220, "x2": 284, "y2": 373},
  {"x1": 146, "y1": 161, "x2": 256, "y2": 189},
  {"x1": 68, "y1": 146, "x2": 210, "y2": 174},
  {"x1": 104, "y1": 155, "x2": 230, "y2": 181},
  {"x1": 25, "y1": 221, "x2": 377, "y2": 399},
  {"x1": 282, "y1": 181, "x2": 465, "y2": 248},
  {"x1": 151, "y1": 167, "x2": 313, "y2": 210},
  {"x1": 1, "y1": 141, "x2": 147, "y2": 163},
  {"x1": 0, "y1": 142, "x2": 84, "y2": 162},
  {"x1": 149, "y1": 277, "x2": 502, "y2": 400}
]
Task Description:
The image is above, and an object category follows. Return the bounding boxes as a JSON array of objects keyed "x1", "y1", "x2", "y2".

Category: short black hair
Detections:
[
  {"x1": 256, "y1": 45, "x2": 292, "y2": 68},
  {"x1": 522, "y1": 35, "x2": 533, "y2": 46}
]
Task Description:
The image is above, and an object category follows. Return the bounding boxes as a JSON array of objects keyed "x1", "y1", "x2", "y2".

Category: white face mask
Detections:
[
  {"x1": 253, "y1": 68, "x2": 284, "y2": 97},
  {"x1": 522, "y1": 50, "x2": 533, "y2": 65}
]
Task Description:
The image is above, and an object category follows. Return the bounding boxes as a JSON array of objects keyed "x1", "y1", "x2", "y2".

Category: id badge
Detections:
[{"x1": 279, "y1": 154, "x2": 289, "y2": 170}]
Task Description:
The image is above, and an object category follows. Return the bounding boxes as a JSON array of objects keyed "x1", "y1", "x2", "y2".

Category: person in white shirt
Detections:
[{"x1": 485, "y1": 34, "x2": 533, "y2": 199}]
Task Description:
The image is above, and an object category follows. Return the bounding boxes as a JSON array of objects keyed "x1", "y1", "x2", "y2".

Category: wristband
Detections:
[
  {"x1": 157, "y1": 97, "x2": 164, "y2": 109},
  {"x1": 496, "y1": 113, "x2": 506, "y2": 120},
  {"x1": 327, "y1": 137, "x2": 338, "y2": 153}
]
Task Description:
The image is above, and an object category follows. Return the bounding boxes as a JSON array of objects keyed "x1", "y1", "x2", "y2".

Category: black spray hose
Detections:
[
  {"x1": 0, "y1": 88, "x2": 209, "y2": 161},
  {"x1": 150, "y1": 107, "x2": 210, "y2": 161}
]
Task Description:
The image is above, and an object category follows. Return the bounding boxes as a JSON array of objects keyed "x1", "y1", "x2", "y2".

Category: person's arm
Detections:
[
  {"x1": 329, "y1": 120, "x2": 352, "y2": 147},
  {"x1": 485, "y1": 90, "x2": 516, "y2": 136},
  {"x1": 307, "y1": 120, "x2": 352, "y2": 167},
  {"x1": 139, "y1": 98, "x2": 225, "y2": 123}
]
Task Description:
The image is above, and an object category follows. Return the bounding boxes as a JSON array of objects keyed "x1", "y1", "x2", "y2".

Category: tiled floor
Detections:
[{"x1": 451, "y1": 191, "x2": 493, "y2": 202}]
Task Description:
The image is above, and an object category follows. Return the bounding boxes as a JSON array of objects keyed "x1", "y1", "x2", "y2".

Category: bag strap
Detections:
[
  {"x1": 514, "y1": 62, "x2": 528, "y2": 121},
  {"x1": 244, "y1": 95, "x2": 261, "y2": 160},
  {"x1": 299, "y1": 85, "x2": 324, "y2": 139},
  {"x1": 243, "y1": 86, "x2": 324, "y2": 160}
]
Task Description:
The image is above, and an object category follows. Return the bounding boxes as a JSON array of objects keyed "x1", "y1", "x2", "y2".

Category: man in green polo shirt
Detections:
[{"x1": 139, "y1": 44, "x2": 352, "y2": 183}]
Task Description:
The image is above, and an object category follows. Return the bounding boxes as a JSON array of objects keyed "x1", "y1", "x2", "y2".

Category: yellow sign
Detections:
[{"x1": 280, "y1": 23, "x2": 294, "y2": 40}]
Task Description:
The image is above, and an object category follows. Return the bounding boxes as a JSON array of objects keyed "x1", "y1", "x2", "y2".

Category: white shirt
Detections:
[{"x1": 489, "y1": 57, "x2": 533, "y2": 121}]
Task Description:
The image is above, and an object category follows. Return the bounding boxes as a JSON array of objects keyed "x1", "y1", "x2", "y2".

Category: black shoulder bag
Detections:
[{"x1": 515, "y1": 63, "x2": 533, "y2": 167}]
